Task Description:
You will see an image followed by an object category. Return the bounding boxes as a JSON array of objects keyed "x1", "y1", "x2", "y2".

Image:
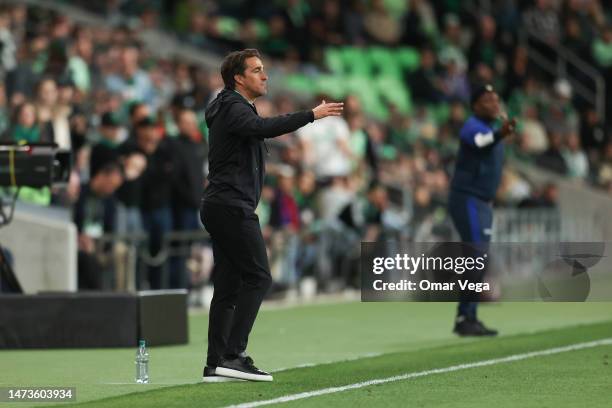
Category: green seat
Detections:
[
  {"x1": 345, "y1": 76, "x2": 387, "y2": 119},
  {"x1": 341, "y1": 47, "x2": 370, "y2": 77},
  {"x1": 344, "y1": 75, "x2": 370, "y2": 94},
  {"x1": 315, "y1": 75, "x2": 346, "y2": 99},
  {"x1": 216, "y1": 16, "x2": 241, "y2": 40},
  {"x1": 383, "y1": 0, "x2": 408, "y2": 15},
  {"x1": 396, "y1": 47, "x2": 421, "y2": 72},
  {"x1": 283, "y1": 74, "x2": 316, "y2": 95},
  {"x1": 369, "y1": 47, "x2": 402, "y2": 80},
  {"x1": 252, "y1": 19, "x2": 270, "y2": 40},
  {"x1": 324, "y1": 48, "x2": 345, "y2": 74},
  {"x1": 377, "y1": 76, "x2": 412, "y2": 114},
  {"x1": 431, "y1": 103, "x2": 450, "y2": 125},
  {"x1": 315, "y1": 46, "x2": 425, "y2": 118}
]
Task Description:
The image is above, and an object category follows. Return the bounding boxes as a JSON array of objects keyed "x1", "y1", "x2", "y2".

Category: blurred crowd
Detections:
[
  {"x1": 0, "y1": 1, "x2": 609, "y2": 294},
  {"x1": 63, "y1": 0, "x2": 612, "y2": 184}
]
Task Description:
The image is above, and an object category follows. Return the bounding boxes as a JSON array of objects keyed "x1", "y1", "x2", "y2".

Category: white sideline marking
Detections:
[
  {"x1": 226, "y1": 338, "x2": 612, "y2": 408},
  {"x1": 270, "y1": 352, "x2": 383, "y2": 373}
]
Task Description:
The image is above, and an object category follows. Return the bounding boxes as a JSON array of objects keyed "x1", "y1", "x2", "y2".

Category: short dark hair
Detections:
[
  {"x1": 135, "y1": 116, "x2": 155, "y2": 129},
  {"x1": 129, "y1": 102, "x2": 146, "y2": 118},
  {"x1": 220, "y1": 49, "x2": 261, "y2": 90},
  {"x1": 92, "y1": 160, "x2": 123, "y2": 179}
]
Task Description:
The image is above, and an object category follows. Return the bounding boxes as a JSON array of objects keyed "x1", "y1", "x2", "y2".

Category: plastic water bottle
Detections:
[{"x1": 135, "y1": 340, "x2": 149, "y2": 384}]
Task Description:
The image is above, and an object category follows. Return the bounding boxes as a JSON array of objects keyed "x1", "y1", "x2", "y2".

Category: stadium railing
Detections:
[{"x1": 510, "y1": 163, "x2": 612, "y2": 242}]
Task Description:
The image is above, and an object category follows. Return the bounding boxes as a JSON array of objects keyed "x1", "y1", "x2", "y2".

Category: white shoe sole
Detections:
[
  {"x1": 202, "y1": 375, "x2": 245, "y2": 383},
  {"x1": 215, "y1": 367, "x2": 273, "y2": 382}
]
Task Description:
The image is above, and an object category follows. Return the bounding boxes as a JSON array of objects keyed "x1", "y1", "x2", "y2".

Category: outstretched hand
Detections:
[{"x1": 312, "y1": 100, "x2": 344, "y2": 120}]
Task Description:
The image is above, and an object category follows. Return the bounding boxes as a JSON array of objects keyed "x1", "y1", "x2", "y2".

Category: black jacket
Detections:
[
  {"x1": 140, "y1": 138, "x2": 176, "y2": 212},
  {"x1": 172, "y1": 134, "x2": 207, "y2": 209},
  {"x1": 74, "y1": 184, "x2": 117, "y2": 234},
  {"x1": 116, "y1": 140, "x2": 143, "y2": 208},
  {"x1": 203, "y1": 88, "x2": 314, "y2": 210}
]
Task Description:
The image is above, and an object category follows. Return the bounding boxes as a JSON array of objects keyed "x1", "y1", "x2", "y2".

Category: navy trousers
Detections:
[{"x1": 448, "y1": 189, "x2": 492, "y2": 319}]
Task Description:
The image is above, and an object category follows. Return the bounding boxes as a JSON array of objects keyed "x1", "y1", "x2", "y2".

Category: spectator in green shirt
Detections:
[
  {"x1": 593, "y1": 27, "x2": 612, "y2": 68},
  {"x1": 6, "y1": 102, "x2": 42, "y2": 143}
]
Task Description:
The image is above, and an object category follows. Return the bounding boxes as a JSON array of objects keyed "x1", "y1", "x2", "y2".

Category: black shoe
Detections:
[
  {"x1": 202, "y1": 366, "x2": 244, "y2": 383},
  {"x1": 215, "y1": 356, "x2": 273, "y2": 382},
  {"x1": 453, "y1": 316, "x2": 498, "y2": 336}
]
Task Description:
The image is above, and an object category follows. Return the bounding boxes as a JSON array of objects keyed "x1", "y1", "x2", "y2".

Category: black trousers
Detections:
[{"x1": 200, "y1": 202, "x2": 272, "y2": 367}]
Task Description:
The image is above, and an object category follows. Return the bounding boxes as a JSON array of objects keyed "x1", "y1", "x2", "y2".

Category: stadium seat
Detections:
[
  {"x1": 395, "y1": 48, "x2": 421, "y2": 73},
  {"x1": 341, "y1": 47, "x2": 371, "y2": 77},
  {"x1": 368, "y1": 47, "x2": 402, "y2": 79},
  {"x1": 376, "y1": 76, "x2": 412, "y2": 114},
  {"x1": 324, "y1": 48, "x2": 346, "y2": 75},
  {"x1": 283, "y1": 74, "x2": 316, "y2": 95},
  {"x1": 216, "y1": 16, "x2": 241, "y2": 40}
]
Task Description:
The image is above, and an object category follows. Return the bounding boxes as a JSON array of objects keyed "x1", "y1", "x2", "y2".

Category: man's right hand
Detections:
[
  {"x1": 312, "y1": 100, "x2": 344, "y2": 120},
  {"x1": 499, "y1": 118, "x2": 517, "y2": 137}
]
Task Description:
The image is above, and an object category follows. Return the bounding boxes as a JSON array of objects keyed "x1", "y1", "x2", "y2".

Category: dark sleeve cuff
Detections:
[
  {"x1": 307, "y1": 110, "x2": 315, "y2": 123},
  {"x1": 493, "y1": 130, "x2": 503, "y2": 143}
]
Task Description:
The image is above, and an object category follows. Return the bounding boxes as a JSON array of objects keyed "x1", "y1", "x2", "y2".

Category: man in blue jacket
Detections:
[
  {"x1": 448, "y1": 84, "x2": 516, "y2": 336},
  {"x1": 201, "y1": 49, "x2": 343, "y2": 382}
]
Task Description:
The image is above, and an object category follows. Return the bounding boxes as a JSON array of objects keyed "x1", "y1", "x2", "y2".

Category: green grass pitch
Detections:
[{"x1": 1, "y1": 302, "x2": 610, "y2": 407}]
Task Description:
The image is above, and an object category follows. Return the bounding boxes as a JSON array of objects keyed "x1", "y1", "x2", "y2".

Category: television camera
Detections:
[{"x1": 0, "y1": 143, "x2": 72, "y2": 292}]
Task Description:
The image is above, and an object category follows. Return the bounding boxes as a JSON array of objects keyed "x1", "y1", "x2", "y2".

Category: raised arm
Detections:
[
  {"x1": 460, "y1": 118, "x2": 516, "y2": 148},
  {"x1": 228, "y1": 100, "x2": 344, "y2": 139}
]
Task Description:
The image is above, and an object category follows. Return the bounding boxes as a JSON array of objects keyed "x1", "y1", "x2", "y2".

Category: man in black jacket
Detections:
[
  {"x1": 170, "y1": 108, "x2": 206, "y2": 289},
  {"x1": 201, "y1": 49, "x2": 343, "y2": 382},
  {"x1": 137, "y1": 117, "x2": 176, "y2": 290},
  {"x1": 74, "y1": 161, "x2": 124, "y2": 290}
]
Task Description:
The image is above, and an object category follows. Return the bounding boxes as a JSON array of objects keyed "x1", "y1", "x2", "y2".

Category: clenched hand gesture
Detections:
[{"x1": 499, "y1": 117, "x2": 517, "y2": 137}]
